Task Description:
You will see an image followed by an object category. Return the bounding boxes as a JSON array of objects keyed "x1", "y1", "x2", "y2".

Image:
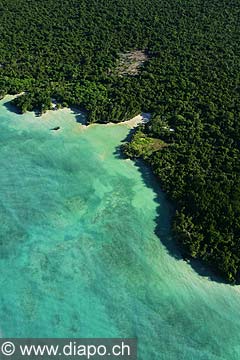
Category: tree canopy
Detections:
[{"x1": 0, "y1": 0, "x2": 239, "y2": 282}]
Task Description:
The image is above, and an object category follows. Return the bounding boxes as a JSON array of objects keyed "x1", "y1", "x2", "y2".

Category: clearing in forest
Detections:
[{"x1": 115, "y1": 50, "x2": 149, "y2": 76}]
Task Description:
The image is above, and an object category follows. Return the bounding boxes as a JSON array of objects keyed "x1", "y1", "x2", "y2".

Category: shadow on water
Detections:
[
  {"x1": 3, "y1": 99, "x2": 21, "y2": 115},
  {"x1": 3, "y1": 98, "x2": 88, "y2": 124},
  {"x1": 69, "y1": 107, "x2": 87, "y2": 125},
  {"x1": 113, "y1": 132, "x2": 229, "y2": 285},
  {"x1": 3, "y1": 97, "x2": 41, "y2": 117}
]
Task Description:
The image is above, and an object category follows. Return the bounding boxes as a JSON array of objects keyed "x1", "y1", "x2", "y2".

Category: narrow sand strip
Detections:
[
  {"x1": 2, "y1": 94, "x2": 151, "y2": 130},
  {"x1": 104, "y1": 113, "x2": 151, "y2": 129}
]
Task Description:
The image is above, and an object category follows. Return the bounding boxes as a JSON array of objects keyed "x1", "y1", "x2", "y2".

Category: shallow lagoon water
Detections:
[{"x1": 0, "y1": 97, "x2": 240, "y2": 359}]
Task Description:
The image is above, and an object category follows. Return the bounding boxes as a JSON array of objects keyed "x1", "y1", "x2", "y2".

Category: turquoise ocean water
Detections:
[{"x1": 0, "y1": 96, "x2": 240, "y2": 359}]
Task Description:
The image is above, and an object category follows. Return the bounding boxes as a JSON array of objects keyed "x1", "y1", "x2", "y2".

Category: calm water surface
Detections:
[{"x1": 0, "y1": 97, "x2": 240, "y2": 359}]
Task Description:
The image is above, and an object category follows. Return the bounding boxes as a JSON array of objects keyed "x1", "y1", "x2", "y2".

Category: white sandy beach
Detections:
[
  {"x1": 104, "y1": 113, "x2": 151, "y2": 128},
  {"x1": 2, "y1": 94, "x2": 151, "y2": 130}
]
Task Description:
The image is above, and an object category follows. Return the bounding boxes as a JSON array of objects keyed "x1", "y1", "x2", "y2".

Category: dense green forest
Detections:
[{"x1": 0, "y1": 0, "x2": 239, "y2": 282}]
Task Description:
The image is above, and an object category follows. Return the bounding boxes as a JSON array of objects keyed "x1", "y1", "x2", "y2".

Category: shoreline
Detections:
[
  {"x1": 103, "y1": 113, "x2": 151, "y2": 128},
  {"x1": 1, "y1": 94, "x2": 151, "y2": 130}
]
